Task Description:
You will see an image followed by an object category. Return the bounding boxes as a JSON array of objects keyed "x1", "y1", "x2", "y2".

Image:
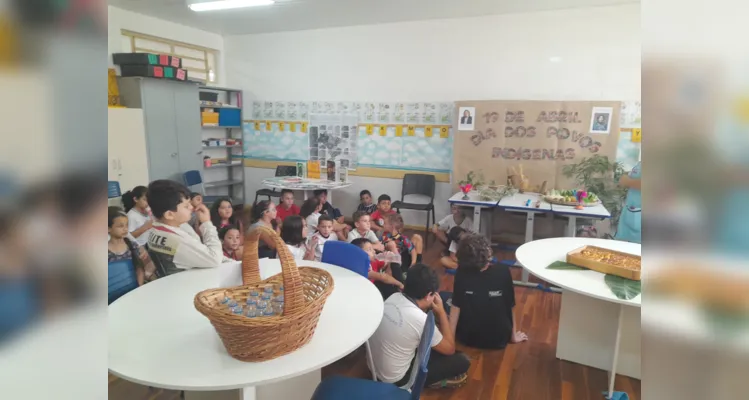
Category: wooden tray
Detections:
[{"x1": 566, "y1": 245, "x2": 641, "y2": 281}]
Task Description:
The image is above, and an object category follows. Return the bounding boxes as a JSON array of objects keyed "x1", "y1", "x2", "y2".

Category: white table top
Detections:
[
  {"x1": 262, "y1": 177, "x2": 352, "y2": 191},
  {"x1": 448, "y1": 191, "x2": 552, "y2": 211},
  {"x1": 516, "y1": 237, "x2": 641, "y2": 307},
  {"x1": 108, "y1": 259, "x2": 384, "y2": 391}
]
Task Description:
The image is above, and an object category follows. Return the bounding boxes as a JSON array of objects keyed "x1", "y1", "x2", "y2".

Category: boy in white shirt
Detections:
[
  {"x1": 369, "y1": 264, "x2": 470, "y2": 388},
  {"x1": 432, "y1": 204, "x2": 474, "y2": 248},
  {"x1": 311, "y1": 215, "x2": 338, "y2": 261},
  {"x1": 145, "y1": 180, "x2": 225, "y2": 277},
  {"x1": 347, "y1": 211, "x2": 386, "y2": 252}
]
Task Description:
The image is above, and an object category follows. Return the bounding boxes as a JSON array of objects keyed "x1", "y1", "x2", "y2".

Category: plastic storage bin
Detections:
[{"x1": 218, "y1": 108, "x2": 241, "y2": 127}]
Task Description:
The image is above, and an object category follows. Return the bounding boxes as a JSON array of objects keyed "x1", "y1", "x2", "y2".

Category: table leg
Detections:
[
  {"x1": 607, "y1": 305, "x2": 625, "y2": 399},
  {"x1": 566, "y1": 216, "x2": 577, "y2": 237},
  {"x1": 472, "y1": 206, "x2": 482, "y2": 233},
  {"x1": 327, "y1": 190, "x2": 333, "y2": 204},
  {"x1": 183, "y1": 369, "x2": 321, "y2": 400},
  {"x1": 519, "y1": 212, "x2": 535, "y2": 282},
  {"x1": 303, "y1": 190, "x2": 309, "y2": 201}
]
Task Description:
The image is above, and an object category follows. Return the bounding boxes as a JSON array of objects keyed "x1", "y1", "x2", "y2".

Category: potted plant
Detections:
[
  {"x1": 459, "y1": 170, "x2": 486, "y2": 189},
  {"x1": 562, "y1": 155, "x2": 628, "y2": 237}
]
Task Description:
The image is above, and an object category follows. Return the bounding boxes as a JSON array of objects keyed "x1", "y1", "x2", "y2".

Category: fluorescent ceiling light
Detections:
[{"x1": 188, "y1": 0, "x2": 275, "y2": 12}]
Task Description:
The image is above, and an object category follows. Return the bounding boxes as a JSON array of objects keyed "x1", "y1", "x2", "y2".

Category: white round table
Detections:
[
  {"x1": 261, "y1": 177, "x2": 352, "y2": 203},
  {"x1": 109, "y1": 259, "x2": 383, "y2": 400},
  {"x1": 516, "y1": 238, "x2": 641, "y2": 398}
]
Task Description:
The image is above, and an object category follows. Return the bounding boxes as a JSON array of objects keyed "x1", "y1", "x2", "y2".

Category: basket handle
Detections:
[{"x1": 242, "y1": 225, "x2": 305, "y2": 316}]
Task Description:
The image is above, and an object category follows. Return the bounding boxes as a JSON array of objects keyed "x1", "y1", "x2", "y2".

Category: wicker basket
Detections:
[{"x1": 194, "y1": 226, "x2": 334, "y2": 362}]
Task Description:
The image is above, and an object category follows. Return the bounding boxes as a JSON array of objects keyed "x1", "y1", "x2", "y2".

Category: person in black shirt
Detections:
[{"x1": 448, "y1": 234, "x2": 528, "y2": 349}]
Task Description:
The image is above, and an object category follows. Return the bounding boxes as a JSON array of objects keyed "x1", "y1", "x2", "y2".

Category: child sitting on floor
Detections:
[
  {"x1": 122, "y1": 185, "x2": 152, "y2": 247},
  {"x1": 220, "y1": 225, "x2": 243, "y2": 261},
  {"x1": 300, "y1": 197, "x2": 323, "y2": 239},
  {"x1": 440, "y1": 226, "x2": 469, "y2": 271},
  {"x1": 382, "y1": 213, "x2": 423, "y2": 270},
  {"x1": 211, "y1": 197, "x2": 244, "y2": 233},
  {"x1": 370, "y1": 194, "x2": 396, "y2": 236},
  {"x1": 449, "y1": 234, "x2": 528, "y2": 349},
  {"x1": 280, "y1": 215, "x2": 316, "y2": 261},
  {"x1": 108, "y1": 207, "x2": 155, "y2": 285},
  {"x1": 357, "y1": 190, "x2": 378, "y2": 214},
  {"x1": 347, "y1": 211, "x2": 385, "y2": 251},
  {"x1": 351, "y1": 238, "x2": 404, "y2": 300},
  {"x1": 311, "y1": 215, "x2": 338, "y2": 261},
  {"x1": 432, "y1": 204, "x2": 473, "y2": 247},
  {"x1": 314, "y1": 189, "x2": 350, "y2": 240},
  {"x1": 146, "y1": 180, "x2": 224, "y2": 276},
  {"x1": 276, "y1": 189, "x2": 300, "y2": 223}
]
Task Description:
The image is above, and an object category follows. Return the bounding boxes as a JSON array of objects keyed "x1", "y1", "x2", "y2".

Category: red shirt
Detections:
[
  {"x1": 276, "y1": 203, "x2": 300, "y2": 222},
  {"x1": 370, "y1": 209, "x2": 396, "y2": 227},
  {"x1": 369, "y1": 259, "x2": 386, "y2": 283}
]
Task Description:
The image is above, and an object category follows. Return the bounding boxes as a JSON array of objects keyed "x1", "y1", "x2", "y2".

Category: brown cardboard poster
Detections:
[{"x1": 453, "y1": 101, "x2": 621, "y2": 191}]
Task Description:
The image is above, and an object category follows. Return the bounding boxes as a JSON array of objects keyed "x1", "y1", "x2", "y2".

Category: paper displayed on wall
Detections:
[
  {"x1": 245, "y1": 100, "x2": 455, "y2": 173},
  {"x1": 458, "y1": 106, "x2": 476, "y2": 131},
  {"x1": 589, "y1": 106, "x2": 613, "y2": 134},
  {"x1": 308, "y1": 113, "x2": 359, "y2": 170},
  {"x1": 453, "y1": 100, "x2": 621, "y2": 190}
]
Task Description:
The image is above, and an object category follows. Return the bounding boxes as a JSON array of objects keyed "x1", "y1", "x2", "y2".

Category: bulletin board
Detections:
[
  {"x1": 243, "y1": 101, "x2": 455, "y2": 173},
  {"x1": 452, "y1": 100, "x2": 622, "y2": 190}
]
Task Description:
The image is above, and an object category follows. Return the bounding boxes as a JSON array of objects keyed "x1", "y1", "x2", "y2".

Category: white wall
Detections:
[
  {"x1": 225, "y1": 4, "x2": 640, "y2": 233},
  {"x1": 108, "y1": 6, "x2": 226, "y2": 85}
]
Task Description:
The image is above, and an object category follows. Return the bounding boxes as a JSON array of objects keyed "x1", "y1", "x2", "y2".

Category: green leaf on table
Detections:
[
  {"x1": 546, "y1": 261, "x2": 585, "y2": 270},
  {"x1": 604, "y1": 274, "x2": 641, "y2": 300}
]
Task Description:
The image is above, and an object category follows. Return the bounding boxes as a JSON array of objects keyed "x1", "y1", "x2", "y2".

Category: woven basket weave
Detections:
[{"x1": 194, "y1": 225, "x2": 334, "y2": 362}]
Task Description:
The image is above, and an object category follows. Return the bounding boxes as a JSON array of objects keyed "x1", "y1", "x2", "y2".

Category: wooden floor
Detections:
[{"x1": 109, "y1": 231, "x2": 641, "y2": 400}]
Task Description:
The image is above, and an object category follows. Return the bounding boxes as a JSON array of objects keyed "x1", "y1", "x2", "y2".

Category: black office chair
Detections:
[
  {"x1": 391, "y1": 174, "x2": 436, "y2": 246},
  {"x1": 254, "y1": 165, "x2": 298, "y2": 203}
]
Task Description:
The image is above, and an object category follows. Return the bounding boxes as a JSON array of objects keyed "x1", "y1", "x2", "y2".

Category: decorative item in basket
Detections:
[
  {"x1": 544, "y1": 189, "x2": 601, "y2": 207},
  {"x1": 194, "y1": 226, "x2": 334, "y2": 362},
  {"x1": 566, "y1": 245, "x2": 641, "y2": 281}
]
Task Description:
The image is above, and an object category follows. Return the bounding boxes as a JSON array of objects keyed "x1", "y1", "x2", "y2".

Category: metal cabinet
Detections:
[{"x1": 117, "y1": 77, "x2": 201, "y2": 182}]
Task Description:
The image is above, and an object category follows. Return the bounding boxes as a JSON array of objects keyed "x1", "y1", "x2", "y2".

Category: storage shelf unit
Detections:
[{"x1": 200, "y1": 85, "x2": 245, "y2": 206}]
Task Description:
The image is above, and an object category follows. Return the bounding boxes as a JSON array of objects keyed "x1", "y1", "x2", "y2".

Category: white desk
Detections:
[
  {"x1": 448, "y1": 191, "x2": 552, "y2": 285},
  {"x1": 109, "y1": 259, "x2": 384, "y2": 400},
  {"x1": 261, "y1": 177, "x2": 352, "y2": 202},
  {"x1": 517, "y1": 238, "x2": 641, "y2": 398}
]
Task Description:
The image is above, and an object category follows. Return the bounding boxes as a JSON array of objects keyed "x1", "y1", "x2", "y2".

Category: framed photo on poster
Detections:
[
  {"x1": 589, "y1": 106, "x2": 613, "y2": 134},
  {"x1": 458, "y1": 106, "x2": 475, "y2": 131}
]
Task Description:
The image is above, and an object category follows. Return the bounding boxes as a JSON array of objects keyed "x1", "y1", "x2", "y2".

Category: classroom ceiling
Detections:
[{"x1": 109, "y1": 0, "x2": 639, "y2": 36}]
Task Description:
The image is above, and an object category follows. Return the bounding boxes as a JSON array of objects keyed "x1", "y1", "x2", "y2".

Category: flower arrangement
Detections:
[{"x1": 459, "y1": 183, "x2": 473, "y2": 200}]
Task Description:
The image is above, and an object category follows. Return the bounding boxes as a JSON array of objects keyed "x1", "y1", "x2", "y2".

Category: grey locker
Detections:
[{"x1": 117, "y1": 77, "x2": 201, "y2": 183}]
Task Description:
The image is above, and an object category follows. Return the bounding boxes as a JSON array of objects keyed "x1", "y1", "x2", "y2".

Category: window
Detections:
[{"x1": 120, "y1": 29, "x2": 218, "y2": 83}]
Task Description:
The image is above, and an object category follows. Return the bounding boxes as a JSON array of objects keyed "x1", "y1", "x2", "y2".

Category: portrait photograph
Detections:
[
  {"x1": 589, "y1": 106, "x2": 613, "y2": 134},
  {"x1": 458, "y1": 106, "x2": 476, "y2": 131}
]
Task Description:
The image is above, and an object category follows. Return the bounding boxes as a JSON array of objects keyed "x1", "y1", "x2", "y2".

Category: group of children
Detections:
[
  {"x1": 109, "y1": 182, "x2": 473, "y2": 296},
  {"x1": 108, "y1": 179, "x2": 528, "y2": 392}
]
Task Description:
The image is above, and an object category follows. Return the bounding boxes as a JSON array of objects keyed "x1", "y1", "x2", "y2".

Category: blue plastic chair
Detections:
[
  {"x1": 312, "y1": 311, "x2": 435, "y2": 400},
  {"x1": 182, "y1": 170, "x2": 222, "y2": 205},
  {"x1": 320, "y1": 241, "x2": 370, "y2": 279},
  {"x1": 108, "y1": 181, "x2": 121, "y2": 198},
  {"x1": 108, "y1": 259, "x2": 139, "y2": 305}
]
